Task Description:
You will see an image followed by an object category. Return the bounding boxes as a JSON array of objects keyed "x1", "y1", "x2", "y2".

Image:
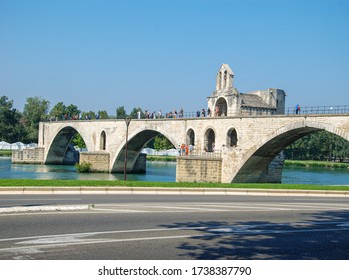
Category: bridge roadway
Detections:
[
  {"x1": 13, "y1": 113, "x2": 349, "y2": 183},
  {"x1": 1, "y1": 193, "x2": 349, "y2": 259}
]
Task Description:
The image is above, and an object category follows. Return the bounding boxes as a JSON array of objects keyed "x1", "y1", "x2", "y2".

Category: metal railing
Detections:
[
  {"x1": 285, "y1": 105, "x2": 349, "y2": 115},
  {"x1": 178, "y1": 149, "x2": 222, "y2": 159},
  {"x1": 44, "y1": 105, "x2": 349, "y2": 122}
]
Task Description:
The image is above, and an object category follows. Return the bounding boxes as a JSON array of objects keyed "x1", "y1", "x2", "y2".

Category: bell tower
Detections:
[
  {"x1": 208, "y1": 64, "x2": 240, "y2": 117},
  {"x1": 216, "y1": 64, "x2": 234, "y2": 93}
]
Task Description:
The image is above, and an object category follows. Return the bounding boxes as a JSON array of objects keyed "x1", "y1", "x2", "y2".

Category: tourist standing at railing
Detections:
[
  {"x1": 189, "y1": 144, "x2": 194, "y2": 155},
  {"x1": 180, "y1": 143, "x2": 185, "y2": 156},
  {"x1": 295, "y1": 104, "x2": 301, "y2": 114},
  {"x1": 179, "y1": 108, "x2": 184, "y2": 118},
  {"x1": 215, "y1": 106, "x2": 220, "y2": 116}
]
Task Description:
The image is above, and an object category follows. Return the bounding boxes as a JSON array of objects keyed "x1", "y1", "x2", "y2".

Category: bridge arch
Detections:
[
  {"x1": 111, "y1": 128, "x2": 177, "y2": 173},
  {"x1": 45, "y1": 125, "x2": 89, "y2": 165},
  {"x1": 231, "y1": 120, "x2": 349, "y2": 183}
]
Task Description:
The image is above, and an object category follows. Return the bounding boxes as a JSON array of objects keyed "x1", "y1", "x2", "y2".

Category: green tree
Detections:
[
  {"x1": 284, "y1": 131, "x2": 349, "y2": 161},
  {"x1": 81, "y1": 111, "x2": 96, "y2": 120},
  {"x1": 153, "y1": 135, "x2": 174, "y2": 151},
  {"x1": 0, "y1": 96, "x2": 23, "y2": 142},
  {"x1": 22, "y1": 96, "x2": 50, "y2": 142},
  {"x1": 130, "y1": 107, "x2": 144, "y2": 119},
  {"x1": 66, "y1": 104, "x2": 80, "y2": 119},
  {"x1": 49, "y1": 102, "x2": 66, "y2": 120},
  {"x1": 97, "y1": 110, "x2": 109, "y2": 119},
  {"x1": 116, "y1": 106, "x2": 127, "y2": 119},
  {"x1": 50, "y1": 102, "x2": 80, "y2": 120},
  {"x1": 72, "y1": 134, "x2": 86, "y2": 148}
]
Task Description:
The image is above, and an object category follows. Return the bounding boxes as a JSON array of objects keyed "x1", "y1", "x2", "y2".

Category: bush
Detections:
[{"x1": 75, "y1": 162, "x2": 92, "y2": 173}]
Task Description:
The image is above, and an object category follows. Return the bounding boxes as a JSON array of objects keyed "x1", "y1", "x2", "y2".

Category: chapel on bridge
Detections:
[{"x1": 207, "y1": 64, "x2": 286, "y2": 116}]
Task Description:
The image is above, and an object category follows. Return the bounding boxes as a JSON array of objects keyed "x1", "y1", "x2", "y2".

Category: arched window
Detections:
[
  {"x1": 204, "y1": 128, "x2": 215, "y2": 152},
  {"x1": 186, "y1": 129, "x2": 195, "y2": 146},
  {"x1": 100, "y1": 131, "x2": 106, "y2": 150},
  {"x1": 227, "y1": 128, "x2": 238, "y2": 147}
]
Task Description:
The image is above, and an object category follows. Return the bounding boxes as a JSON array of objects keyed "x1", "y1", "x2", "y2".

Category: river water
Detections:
[{"x1": 1, "y1": 157, "x2": 349, "y2": 185}]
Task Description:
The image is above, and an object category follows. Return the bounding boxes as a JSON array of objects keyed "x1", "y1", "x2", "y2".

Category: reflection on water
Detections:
[
  {"x1": 0, "y1": 157, "x2": 176, "y2": 182},
  {"x1": 281, "y1": 165, "x2": 349, "y2": 185},
  {"x1": 1, "y1": 157, "x2": 349, "y2": 185}
]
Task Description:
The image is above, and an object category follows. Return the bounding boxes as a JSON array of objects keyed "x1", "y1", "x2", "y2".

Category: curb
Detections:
[
  {"x1": 0, "y1": 204, "x2": 91, "y2": 214},
  {"x1": 0, "y1": 186, "x2": 348, "y2": 197}
]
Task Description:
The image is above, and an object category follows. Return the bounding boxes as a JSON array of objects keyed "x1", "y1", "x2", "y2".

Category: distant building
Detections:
[{"x1": 207, "y1": 64, "x2": 286, "y2": 116}]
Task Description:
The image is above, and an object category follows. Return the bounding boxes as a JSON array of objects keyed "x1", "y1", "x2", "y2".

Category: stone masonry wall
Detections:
[
  {"x1": 12, "y1": 147, "x2": 45, "y2": 164},
  {"x1": 80, "y1": 152, "x2": 110, "y2": 172},
  {"x1": 176, "y1": 157, "x2": 222, "y2": 183}
]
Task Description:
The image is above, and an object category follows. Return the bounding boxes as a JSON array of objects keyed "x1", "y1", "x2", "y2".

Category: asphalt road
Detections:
[{"x1": 0, "y1": 194, "x2": 349, "y2": 260}]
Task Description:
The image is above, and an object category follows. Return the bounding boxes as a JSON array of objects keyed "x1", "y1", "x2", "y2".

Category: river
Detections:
[{"x1": 1, "y1": 157, "x2": 349, "y2": 185}]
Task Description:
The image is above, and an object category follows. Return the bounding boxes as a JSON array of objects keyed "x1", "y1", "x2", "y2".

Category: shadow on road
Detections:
[{"x1": 160, "y1": 210, "x2": 349, "y2": 259}]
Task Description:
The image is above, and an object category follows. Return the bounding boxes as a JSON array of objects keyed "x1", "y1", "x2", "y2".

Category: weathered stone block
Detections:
[
  {"x1": 176, "y1": 157, "x2": 222, "y2": 183},
  {"x1": 12, "y1": 147, "x2": 45, "y2": 164},
  {"x1": 80, "y1": 152, "x2": 110, "y2": 172}
]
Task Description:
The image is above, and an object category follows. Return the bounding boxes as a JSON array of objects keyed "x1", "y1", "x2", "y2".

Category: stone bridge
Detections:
[{"x1": 13, "y1": 114, "x2": 349, "y2": 183}]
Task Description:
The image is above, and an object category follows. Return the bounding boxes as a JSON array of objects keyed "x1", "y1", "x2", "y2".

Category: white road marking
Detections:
[
  {"x1": 1, "y1": 222, "x2": 349, "y2": 255},
  {"x1": 0, "y1": 226, "x2": 207, "y2": 243},
  {"x1": 0, "y1": 234, "x2": 206, "y2": 254}
]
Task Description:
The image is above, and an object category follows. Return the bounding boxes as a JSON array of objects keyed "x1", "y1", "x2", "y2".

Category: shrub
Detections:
[{"x1": 75, "y1": 162, "x2": 92, "y2": 173}]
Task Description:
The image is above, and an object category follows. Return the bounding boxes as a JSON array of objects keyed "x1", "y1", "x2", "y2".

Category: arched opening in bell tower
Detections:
[{"x1": 215, "y1": 97, "x2": 228, "y2": 116}]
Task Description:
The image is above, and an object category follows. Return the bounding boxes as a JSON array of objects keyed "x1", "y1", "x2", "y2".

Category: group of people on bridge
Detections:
[
  {"x1": 139, "y1": 106, "x2": 224, "y2": 119},
  {"x1": 140, "y1": 109, "x2": 186, "y2": 119},
  {"x1": 178, "y1": 143, "x2": 194, "y2": 156}
]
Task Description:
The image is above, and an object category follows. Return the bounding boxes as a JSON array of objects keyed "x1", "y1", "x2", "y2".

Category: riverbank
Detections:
[
  {"x1": 0, "y1": 179, "x2": 348, "y2": 191},
  {"x1": 147, "y1": 155, "x2": 349, "y2": 168},
  {"x1": 285, "y1": 160, "x2": 349, "y2": 168},
  {"x1": 146, "y1": 155, "x2": 176, "y2": 161},
  {"x1": 0, "y1": 150, "x2": 12, "y2": 157}
]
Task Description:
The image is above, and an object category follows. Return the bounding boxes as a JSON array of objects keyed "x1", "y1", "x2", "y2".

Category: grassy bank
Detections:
[
  {"x1": 0, "y1": 150, "x2": 12, "y2": 157},
  {"x1": 146, "y1": 155, "x2": 176, "y2": 162},
  {"x1": 146, "y1": 156, "x2": 349, "y2": 169},
  {"x1": 285, "y1": 160, "x2": 349, "y2": 169},
  {"x1": 0, "y1": 179, "x2": 348, "y2": 191}
]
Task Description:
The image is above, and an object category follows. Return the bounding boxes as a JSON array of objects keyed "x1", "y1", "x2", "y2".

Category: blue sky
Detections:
[{"x1": 1, "y1": 0, "x2": 348, "y2": 115}]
